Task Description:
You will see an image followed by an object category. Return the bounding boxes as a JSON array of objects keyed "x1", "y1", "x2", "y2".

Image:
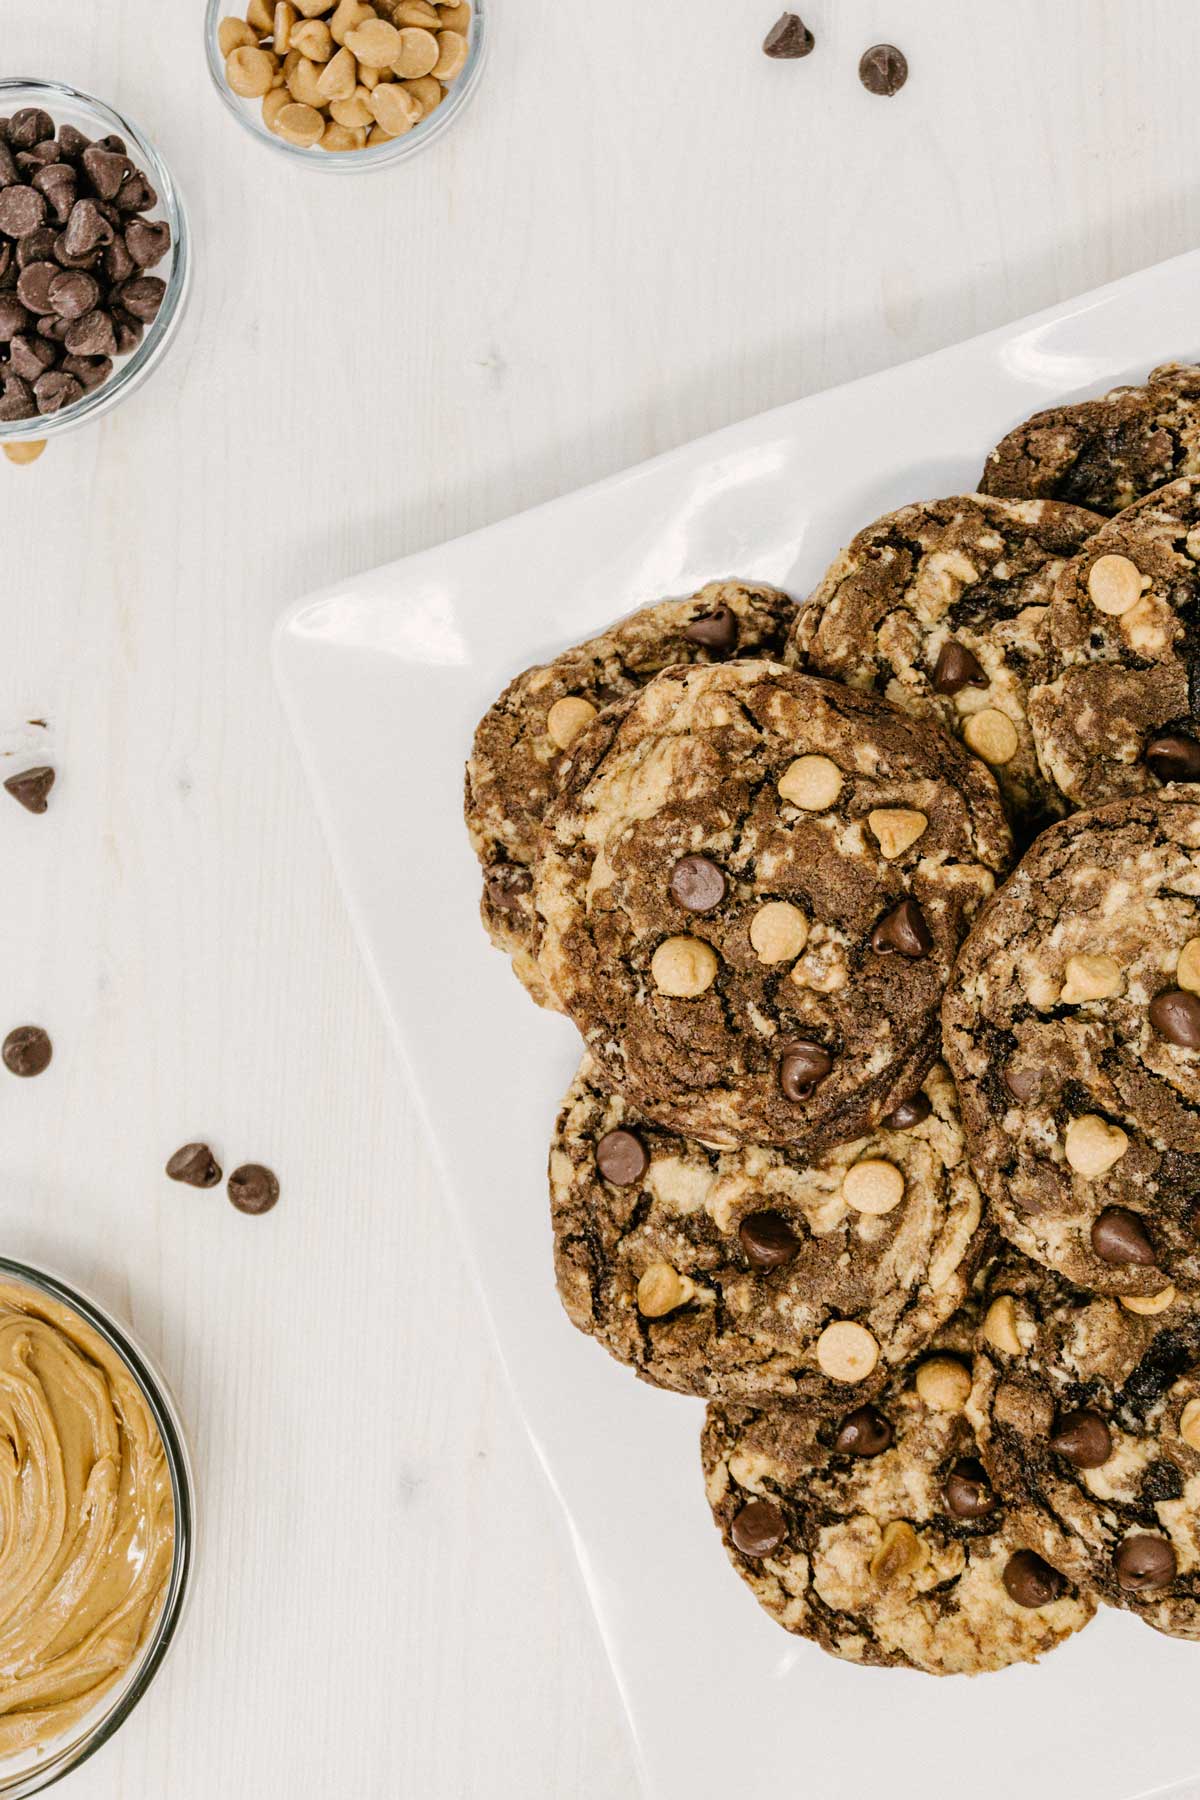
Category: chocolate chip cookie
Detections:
[
  {"x1": 535, "y1": 662, "x2": 1012, "y2": 1150},
  {"x1": 1028, "y1": 479, "x2": 1200, "y2": 810},
  {"x1": 702, "y1": 1355, "x2": 1095, "y2": 1673},
  {"x1": 944, "y1": 790, "x2": 1200, "y2": 1299},
  {"x1": 550, "y1": 1056, "x2": 986, "y2": 1405},
  {"x1": 970, "y1": 1252, "x2": 1200, "y2": 1638},
  {"x1": 792, "y1": 496, "x2": 1102, "y2": 835},
  {"x1": 464, "y1": 580, "x2": 796, "y2": 1006},
  {"x1": 979, "y1": 362, "x2": 1200, "y2": 516}
]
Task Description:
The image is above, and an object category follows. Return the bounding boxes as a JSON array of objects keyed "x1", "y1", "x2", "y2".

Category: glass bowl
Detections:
[
  {"x1": 204, "y1": 0, "x2": 487, "y2": 170},
  {"x1": 0, "y1": 79, "x2": 190, "y2": 446},
  {"x1": 0, "y1": 1259, "x2": 195, "y2": 1796}
]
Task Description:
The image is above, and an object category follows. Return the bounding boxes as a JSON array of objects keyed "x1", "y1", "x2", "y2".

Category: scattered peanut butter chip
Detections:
[
  {"x1": 816, "y1": 1320, "x2": 878, "y2": 1383},
  {"x1": 1178, "y1": 1397, "x2": 1200, "y2": 1451},
  {"x1": 1121, "y1": 1286, "x2": 1176, "y2": 1316},
  {"x1": 1060, "y1": 953, "x2": 1122, "y2": 1004},
  {"x1": 227, "y1": 1163, "x2": 280, "y2": 1215},
  {"x1": 777, "y1": 754, "x2": 842, "y2": 810},
  {"x1": 867, "y1": 808, "x2": 927, "y2": 859},
  {"x1": 3, "y1": 766, "x2": 54, "y2": 814},
  {"x1": 842, "y1": 1159, "x2": 905, "y2": 1216},
  {"x1": 546, "y1": 695, "x2": 597, "y2": 750},
  {"x1": 650, "y1": 936, "x2": 718, "y2": 997},
  {"x1": 1064, "y1": 1114, "x2": 1128, "y2": 1177},
  {"x1": 1088, "y1": 553, "x2": 1143, "y2": 616},
  {"x1": 749, "y1": 900, "x2": 808, "y2": 964},
  {"x1": 869, "y1": 1520, "x2": 926, "y2": 1584},
  {"x1": 3, "y1": 440, "x2": 46, "y2": 465},
  {"x1": 962, "y1": 708, "x2": 1019, "y2": 766},
  {"x1": 636, "y1": 1262, "x2": 692, "y2": 1318},
  {"x1": 914, "y1": 1356, "x2": 972, "y2": 1412},
  {"x1": 166, "y1": 1143, "x2": 223, "y2": 1188},
  {"x1": 982, "y1": 1295, "x2": 1023, "y2": 1356},
  {"x1": 1177, "y1": 937, "x2": 1200, "y2": 995}
]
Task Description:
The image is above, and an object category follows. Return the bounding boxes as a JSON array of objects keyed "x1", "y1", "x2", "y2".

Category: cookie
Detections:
[
  {"x1": 701, "y1": 1354, "x2": 1096, "y2": 1674},
  {"x1": 979, "y1": 362, "x2": 1200, "y2": 516},
  {"x1": 944, "y1": 789, "x2": 1200, "y2": 1299},
  {"x1": 464, "y1": 580, "x2": 796, "y2": 1005},
  {"x1": 1028, "y1": 478, "x2": 1200, "y2": 810},
  {"x1": 550, "y1": 1056, "x2": 987, "y2": 1405},
  {"x1": 970, "y1": 1252, "x2": 1200, "y2": 1639},
  {"x1": 792, "y1": 495, "x2": 1101, "y2": 835},
  {"x1": 535, "y1": 661, "x2": 1012, "y2": 1150}
]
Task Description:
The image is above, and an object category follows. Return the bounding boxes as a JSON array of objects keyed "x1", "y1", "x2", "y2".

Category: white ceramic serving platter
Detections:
[{"x1": 275, "y1": 251, "x2": 1200, "y2": 1800}]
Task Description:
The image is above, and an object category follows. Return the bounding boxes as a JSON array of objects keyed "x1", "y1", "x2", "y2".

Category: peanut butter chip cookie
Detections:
[
  {"x1": 943, "y1": 791, "x2": 1200, "y2": 1299},
  {"x1": 463, "y1": 580, "x2": 796, "y2": 1006},
  {"x1": 702, "y1": 1362, "x2": 1095, "y2": 1674},
  {"x1": 535, "y1": 662, "x2": 1011, "y2": 1151},
  {"x1": 549, "y1": 1057, "x2": 986, "y2": 1405},
  {"x1": 1028, "y1": 478, "x2": 1200, "y2": 810},
  {"x1": 792, "y1": 495, "x2": 1102, "y2": 835},
  {"x1": 970, "y1": 1252, "x2": 1200, "y2": 1638},
  {"x1": 979, "y1": 362, "x2": 1200, "y2": 516}
]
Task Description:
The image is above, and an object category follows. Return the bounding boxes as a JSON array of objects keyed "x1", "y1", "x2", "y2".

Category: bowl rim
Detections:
[
  {"x1": 0, "y1": 77, "x2": 191, "y2": 442},
  {"x1": 0, "y1": 1256, "x2": 196, "y2": 1797},
  {"x1": 203, "y1": 0, "x2": 487, "y2": 172}
]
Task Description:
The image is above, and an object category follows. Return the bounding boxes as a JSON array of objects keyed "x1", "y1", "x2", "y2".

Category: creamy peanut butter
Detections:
[{"x1": 0, "y1": 1279, "x2": 174, "y2": 1757}]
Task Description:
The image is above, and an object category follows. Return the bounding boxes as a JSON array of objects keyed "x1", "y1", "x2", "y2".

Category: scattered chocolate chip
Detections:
[
  {"x1": 833, "y1": 1405, "x2": 893, "y2": 1458},
  {"x1": 1150, "y1": 988, "x2": 1200, "y2": 1049},
  {"x1": 931, "y1": 640, "x2": 987, "y2": 696},
  {"x1": 1146, "y1": 733, "x2": 1200, "y2": 783},
  {"x1": 166, "y1": 1142, "x2": 223, "y2": 1188},
  {"x1": 779, "y1": 1040, "x2": 833, "y2": 1101},
  {"x1": 1003, "y1": 1549, "x2": 1066, "y2": 1609},
  {"x1": 2, "y1": 1025, "x2": 52, "y2": 1078},
  {"x1": 1114, "y1": 1534, "x2": 1177, "y2": 1591},
  {"x1": 870, "y1": 897, "x2": 933, "y2": 959},
  {"x1": 944, "y1": 1458, "x2": 994, "y2": 1520},
  {"x1": 3, "y1": 766, "x2": 54, "y2": 813},
  {"x1": 738, "y1": 1210, "x2": 799, "y2": 1271},
  {"x1": 227, "y1": 1163, "x2": 280, "y2": 1216},
  {"x1": 1003, "y1": 1063, "x2": 1041, "y2": 1103},
  {"x1": 730, "y1": 1498, "x2": 787, "y2": 1558},
  {"x1": 669, "y1": 855, "x2": 727, "y2": 914},
  {"x1": 483, "y1": 864, "x2": 531, "y2": 913},
  {"x1": 763, "y1": 11, "x2": 814, "y2": 57},
  {"x1": 859, "y1": 43, "x2": 908, "y2": 96},
  {"x1": 595, "y1": 1128, "x2": 648, "y2": 1186},
  {"x1": 1050, "y1": 1409, "x2": 1113, "y2": 1470},
  {"x1": 880, "y1": 1091, "x2": 931, "y2": 1130},
  {"x1": 684, "y1": 605, "x2": 738, "y2": 654},
  {"x1": 1091, "y1": 1207, "x2": 1157, "y2": 1268}
]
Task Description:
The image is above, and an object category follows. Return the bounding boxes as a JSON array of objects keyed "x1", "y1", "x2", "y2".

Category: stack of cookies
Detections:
[{"x1": 464, "y1": 360, "x2": 1200, "y2": 1676}]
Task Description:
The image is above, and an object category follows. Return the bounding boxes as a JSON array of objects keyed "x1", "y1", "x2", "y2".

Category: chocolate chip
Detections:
[
  {"x1": 0, "y1": 293, "x2": 30, "y2": 339},
  {"x1": 870, "y1": 897, "x2": 932, "y2": 959},
  {"x1": 1003, "y1": 1063, "x2": 1041, "y2": 1102},
  {"x1": 16, "y1": 226, "x2": 56, "y2": 268},
  {"x1": 779, "y1": 1040, "x2": 833, "y2": 1101},
  {"x1": 684, "y1": 605, "x2": 738, "y2": 654},
  {"x1": 48, "y1": 268, "x2": 99, "y2": 320},
  {"x1": 932, "y1": 640, "x2": 987, "y2": 695},
  {"x1": 8, "y1": 110, "x2": 54, "y2": 150},
  {"x1": 97, "y1": 134, "x2": 127, "y2": 156},
  {"x1": 0, "y1": 141, "x2": 17, "y2": 187},
  {"x1": 1150, "y1": 988, "x2": 1200, "y2": 1048},
  {"x1": 82, "y1": 145, "x2": 132, "y2": 202},
  {"x1": 1146, "y1": 733, "x2": 1200, "y2": 782},
  {"x1": 669, "y1": 855, "x2": 726, "y2": 914},
  {"x1": 859, "y1": 43, "x2": 908, "y2": 96},
  {"x1": 103, "y1": 235, "x2": 137, "y2": 285},
  {"x1": 62, "y1": 198, "x2": 114, "y2": 258},
  {"x1": 1050, "y1": 1409, "x2": 1112, "y2": 1469},
  {"x1": 730, "y1": 1498, "x2": 787, "y2": 1558},
  {"x1": 2, "y1": 1025, "x2": 52, "y2": 1077},
  {"x1": 880, "y1": 1091, "x2": 931, "y2": 1130},
  {"x1": 1114, "y1": 1534, "x2": 1177, "y2": 1591},
  {"x1": 64, "y1": 308, "x2": 116, "y2": 358},
  {"x1": 57, "y1": 124, "x2": 90, "y2": 159},
  {"x1": 35, "y1": 315, "x2": 70, "y2": 344},
  {"x1": 595, "y1": 1129, "x2": 648, "y2": 1186},
  {"x1": 15, "y1": 260, "x2": 58, "y2": 314},
  {"x1": 1003, "y1": 1549, "x2": 1066, "y2": 1609},
  {"x1": 0, "y1": 185, "x2": 47, "y2": 237},
  {"x1": 6, "y1": 334, "x2": 55, "y2": 381},
  {"x1": 1091, "y1": 1207, "x2": 1157, "y2": 1267},
  {"x1": 3, "y1": 766, "x2": 54, "y2": 813},
  {"x1": 123, "y1": 216, "x2": 171, "y2": 270},
  {"x1": 833, "y1": 1405, "x2": 893, "y2": 1458},
  {"x1": 227, "y1": 1163, "x2": 280, "y2": 1215},
  {"x1": 114, "y1": 275, "x2": 164, "y2": 323},
  {"x1": 52, "y1": 231, "x2": 100, "y2": 272},
  {"x1": 0, "y1": 375, "x2": 35, "y2": 420},
  {"x1": 115, "y1": 172, "x2": 156, "y2": 215},
  {"x1": 60, "y1": 353, "x2": 112, "y2": 392},
  {"x1": 32, "y1": 163, "x2": 76, "y2": 224},
  {"x1": 763, "y1": 11, "x2": 814, "y2": 56},
  {"x1": 166, "y1": 1142, "x2": 223, "y2": 1188},
  {"x1": 111, "y1": 308, "x2": 142, "y2": 356},
  {"x1": 33, "y1": 369, "x2": 82, "y2": 414},
  {"x1": 483, "y1": 863, "x2": 531, "y2": 913},
  {"x1": 738, "y1": 1210, "x2": 799, "y2": 1271},
  {"x1": 944, "y1": 1458, "x2": 994, "y2": 1520}
]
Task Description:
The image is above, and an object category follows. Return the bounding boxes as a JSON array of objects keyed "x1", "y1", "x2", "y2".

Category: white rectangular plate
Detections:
[{"x1": 275, "y1": 251, "x2": 1200, "y2": 1800}]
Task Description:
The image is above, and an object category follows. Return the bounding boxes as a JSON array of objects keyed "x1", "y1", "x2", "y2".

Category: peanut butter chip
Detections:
[
  {"x1": 1179, "y1": 1397, "x2": 1200, "y2": 1451},
  {"x1": 432, "y1": 26, "x2": 469, "y2": 79},
  {"x1": 842, "y1": 1159, "x2": 905, "y2": 1216},
  {"x1": 1060, "y1": 954, "x2": 1122, "y2": 1005},
  {"x1": 344, "y1": 17, "x2": 402, "y2": 62},
  {"x1": 816, "y1": 1321, "x2": 879, "y2": 1383},
  {"x1": 1088, "y1": 553, "x2": 1144, "y2": 616},
  {"x1": 1064, "y1": 1114, "x2": 1129, "y2": 1177},
  {"x1": 749, "y1": 901, "x2": 809, "y2": 964},
  {"x1": 546, "y1": 695, "x2": 597, "y2": 750},
  {"x1": 777, "y1": 754, "x2": 842, "y2": 810},
  {"x1": 867, "y1": 808, "x2": 928, "y2": 859},
  {"x1": 227, "y1": 44, "x2": 277, "y2": 95},
  {"x1": 650, "y1": 936, "x2": 718, "y2": 998},
  {"x1": 915, "y1": 1357, "x2": 972, "y2": 1411},
  {"x1": 869, "y1": 1521, "x2": 927, "y2": 1586},
  {"x1": 962, "y1": 708, "x2": 1019, "y2": 766},
  {"x1": 1178, "y1": 937, "x2": 1200, "y2": 995},
  {"x1": 369, "y1": 82, "x2": 422, "y2": 134},
  {"x1": 636, "y1": 1262, "x2": 692, "y2": 1318},
  {"x1": 982, "y1": 1295, "x2": 1023, "y2": 1356},
  {"x1": 3, "y1": 441, "x2": 46, "y2": 466},
  {"x1": 394, "y1": 24, "x2": 440, "y2": 74},
  {"x1": 275, "y1": 101, "x2": 325, "y2": 145},
  {"x1": 1122, "y1": 1286, "x2": 1176, "y2": 1317}
]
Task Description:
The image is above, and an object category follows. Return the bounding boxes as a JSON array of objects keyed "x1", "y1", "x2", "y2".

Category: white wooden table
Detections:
[{"x1": 4, "y1": 2, "x2": 1200, "y2": 1794}]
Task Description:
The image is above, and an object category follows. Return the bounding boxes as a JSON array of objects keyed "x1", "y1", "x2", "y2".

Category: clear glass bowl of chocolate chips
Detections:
[{"x1": 0, "y1": 79, "x2": 190, "y2": 445}]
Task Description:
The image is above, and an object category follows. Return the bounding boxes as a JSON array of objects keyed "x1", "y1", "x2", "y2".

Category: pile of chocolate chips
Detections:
[{"x1": 0, "y1": 107, "x2": 171, "y2": 421}]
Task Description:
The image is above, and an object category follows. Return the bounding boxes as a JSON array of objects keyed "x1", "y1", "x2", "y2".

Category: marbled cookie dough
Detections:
[
  {"x1": 970, "y1": 1253, "x2": 1200, "y2": 1638},
  {"x1": 550, "y1": 1057, "x2": 986, "y2": 1405},
  {"x1": 944, "y1": 791, "x2": 1200, "y2": 1299},
  {"x1": 979, "y1": 362, "x2": 1200, "y2": 516},
  {"x1": 464, "y1": 580, "x2": 795, "y2": 1005},
  {"x1": 792, "y1": 496, "x2": 1101, "y2": 833},
  {"x1": 535, "y1": 662, "x2": 1011, "y2": 1150},
  {"x1": 702, "y1": 1358, "x2": 1095, "y2": 1674},
  {"x1": 1029, "y1": 479, "x2": 1200, "y2": 810}
]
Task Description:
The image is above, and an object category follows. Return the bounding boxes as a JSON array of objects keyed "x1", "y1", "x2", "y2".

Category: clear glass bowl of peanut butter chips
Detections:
[
  {"x1": 205, "y1": 0, "x2": 487, "y2": 168},
  {"x1": 0, "y1": 1260, "x2": 194, "y2": 1795}
]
